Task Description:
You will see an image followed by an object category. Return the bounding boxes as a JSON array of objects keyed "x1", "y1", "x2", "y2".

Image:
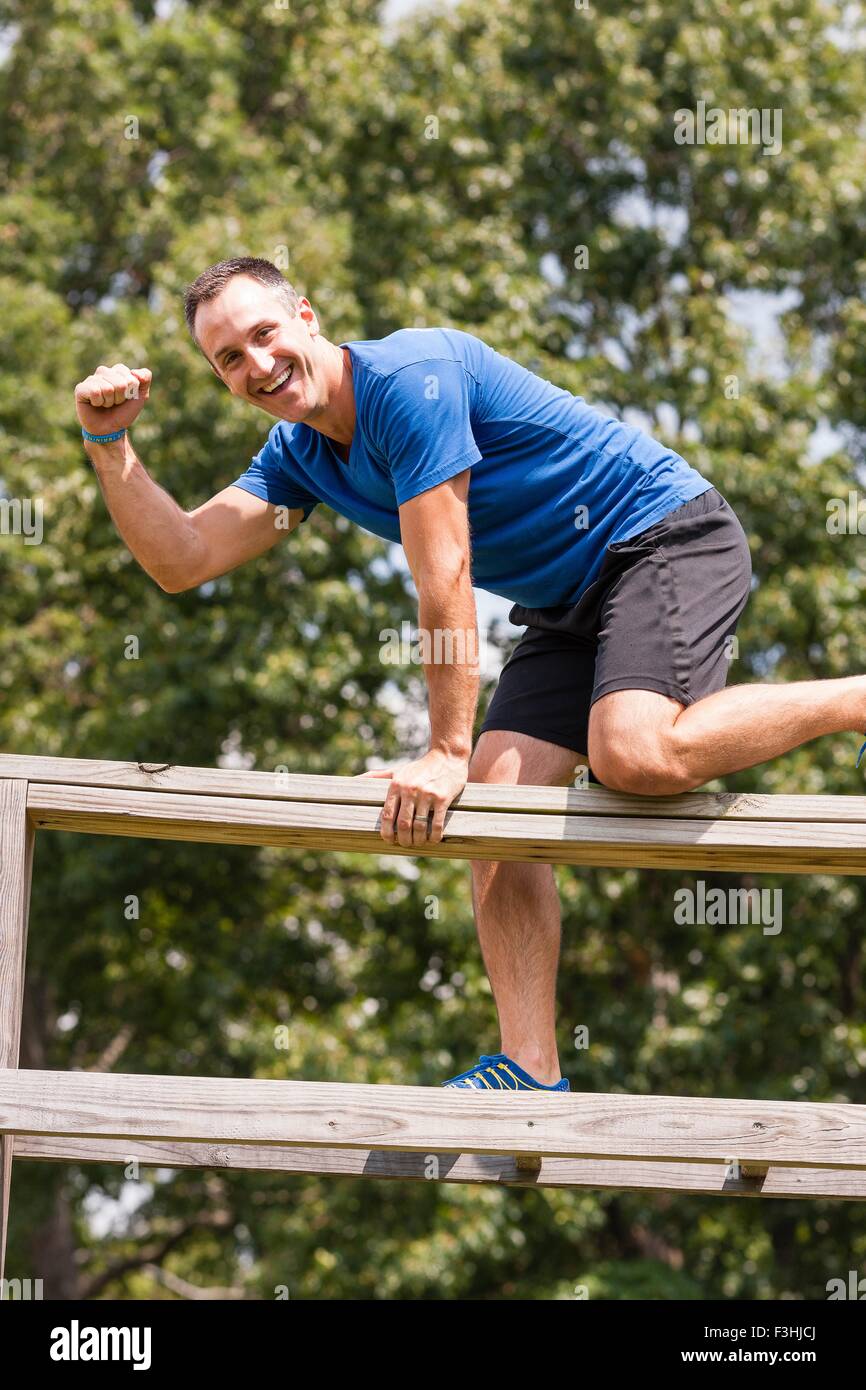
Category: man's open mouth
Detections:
[{"x1": 259, "y1": 364, "x2": 295, "y2": 395}]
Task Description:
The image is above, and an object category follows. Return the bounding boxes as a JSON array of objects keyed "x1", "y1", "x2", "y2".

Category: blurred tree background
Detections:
[{"x1": 2, "y1": 0, "x2": 866, "y2": 1299}]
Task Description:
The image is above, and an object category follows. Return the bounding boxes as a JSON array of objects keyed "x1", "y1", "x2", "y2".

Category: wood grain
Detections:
[
  {"x1": 25, "y1": 782, "x2": 866, "y2": 875},
  {"x1": 2, "y1": 1070, "x2": 866, "y2": 1170},
  {"x1": 4, "y1": 751, "x2": 866, "y2": 821},
  {"x1": 15, "y1": 1133, "x2": 866, "y2": 1198}
]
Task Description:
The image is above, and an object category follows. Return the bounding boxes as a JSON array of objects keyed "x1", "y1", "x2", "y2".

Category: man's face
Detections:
[{"x1": 195, "y1": 275, "x2": 325, "y2": 422}]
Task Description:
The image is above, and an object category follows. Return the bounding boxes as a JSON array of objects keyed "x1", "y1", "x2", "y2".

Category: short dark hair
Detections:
[{"x1": 183, "y1": 257, "x2": 301, "y2": 360}]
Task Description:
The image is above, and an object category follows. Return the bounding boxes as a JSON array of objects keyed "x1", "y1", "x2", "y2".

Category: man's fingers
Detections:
[
  {"x1": 383, "y1": 788, "x2": 443, "y2": 846},
  {"x1": 380, "y1": 791, "x2": 398, "y2": 843},
  {"x1": 396, "y1": 794, "x2": 420, "y2": 849},
  {"x1": 94, "y1": 365, "x2": 126, "y2": 403},
  {"x1": 131, "y1": 368, "x2": 152, "y2": 399},
  {"x1": 428, "y1": 804, "x2": 448, "y2": 846},
  {"x1": 97, "y1": 365, "x2": 141, "y2": 406},
  {"x1": 77, "y1": 374, "x2": 110, "y2": 407},
  {"x1": 411, "y1": 803, "x2": 434, "y2": 847},
  {"x1": 80, "y1": 364, "x2": 148, "y2": 407}
]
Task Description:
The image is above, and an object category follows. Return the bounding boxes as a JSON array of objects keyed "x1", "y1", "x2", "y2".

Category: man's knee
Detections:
[
  {"x1": 588, "y1": 689, "x2": 698, "y2": 796},
  {"x1": 588, "y1": 734, "x2": 694, "y2": 796}
]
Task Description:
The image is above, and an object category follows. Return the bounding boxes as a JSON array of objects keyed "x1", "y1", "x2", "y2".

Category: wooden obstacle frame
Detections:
[{"x1": 3, "y1": 752, "x2": 866, "y2": 1280}]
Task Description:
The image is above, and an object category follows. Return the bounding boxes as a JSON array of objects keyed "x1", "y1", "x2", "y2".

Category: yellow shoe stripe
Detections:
[
  {"x1": 494, "y1": 1064, "x2": 519, "y2": 1090},
  {"x1": 499, "y1": 1062, "x2": 540, "y2": 1089},
  {"x1": 483, "y1": 1066, "x2": 507, "y2": 1089}
]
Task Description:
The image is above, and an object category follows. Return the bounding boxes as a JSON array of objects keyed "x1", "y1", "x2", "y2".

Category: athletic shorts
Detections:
[{"x1": 478, "y1": 487, "x2": 752, "y2": 774}]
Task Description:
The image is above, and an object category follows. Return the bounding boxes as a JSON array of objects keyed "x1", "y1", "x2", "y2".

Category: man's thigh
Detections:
[{"x1": 469, "y1": 728, "x2": 585, "y2": 787}]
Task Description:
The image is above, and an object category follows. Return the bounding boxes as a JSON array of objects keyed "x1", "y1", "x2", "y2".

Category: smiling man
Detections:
[{"x1": 74, "y1": 256, "x2": 866, "y2": 1094}]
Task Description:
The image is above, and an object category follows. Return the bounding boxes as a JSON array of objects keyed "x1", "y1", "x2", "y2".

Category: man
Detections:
[{"x1": 74, "y1": 257, "x2": 866, "y2": 1095}]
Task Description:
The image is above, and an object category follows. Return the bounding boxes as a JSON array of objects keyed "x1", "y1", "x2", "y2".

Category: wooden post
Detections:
[{"x1": 0, "y1": 780, "x2": 34, "y2": 1286}]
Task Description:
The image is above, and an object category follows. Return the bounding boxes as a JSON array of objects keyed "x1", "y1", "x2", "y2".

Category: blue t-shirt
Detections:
[{"x1": 231, "y1": 327, "x2": 712, "y2": 609}]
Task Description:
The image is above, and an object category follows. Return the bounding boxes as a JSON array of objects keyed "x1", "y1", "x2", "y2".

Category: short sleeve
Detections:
[
  {"x1": 231, "y1": 425, "x2": 319, "y2": 522},
  {"x1": 366, "y1": 359, "x2": 482, "y2": 506}
]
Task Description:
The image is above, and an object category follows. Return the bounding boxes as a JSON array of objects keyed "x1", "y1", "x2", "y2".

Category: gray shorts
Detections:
[{"x1": 479, "y1": 487, "x2": 753, "y2": 770}]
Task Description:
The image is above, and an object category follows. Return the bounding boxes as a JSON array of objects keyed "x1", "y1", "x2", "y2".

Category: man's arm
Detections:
[
  {"x1": 75, "y1": 361, "x2": 299, "y2": 592},
  {"x1": 398, "y1": 467, "x2": 479, "y2": 758},
  {"x1": 85, "y1": 435, "x2": 298, "y2": 593}
]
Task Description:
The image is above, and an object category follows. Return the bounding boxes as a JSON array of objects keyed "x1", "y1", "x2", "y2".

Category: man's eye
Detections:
[{"x1": 225, "y1": 329, "x2": 271, "y2": 366}]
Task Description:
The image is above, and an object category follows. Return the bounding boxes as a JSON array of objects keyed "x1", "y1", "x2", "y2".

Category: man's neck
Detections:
[{"x1": 327, "y1": 344, "x2": 354, "y2": 453}]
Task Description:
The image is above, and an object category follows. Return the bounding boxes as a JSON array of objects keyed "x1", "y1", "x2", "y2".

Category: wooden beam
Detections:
[
  {"x1": 2, "y1": 1071, "x2": 866, "y2": 1171},
  {"x1": 14, "y1": 1133, "x2": 866, "y2": 1199},
  {"x1": 0, "y1": 783, "x2": 34, "y2": 1284},
  {"x1": 24, "y1": 782, "x2": 866, "y2": 875},
  {"x1": 4, "y1": 751, "x2": 866, "y2": 822}
]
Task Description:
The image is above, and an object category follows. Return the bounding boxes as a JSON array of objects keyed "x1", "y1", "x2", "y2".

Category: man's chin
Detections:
[{"x1": 253, "y1": 394, "x2": 304, "y2": 420}]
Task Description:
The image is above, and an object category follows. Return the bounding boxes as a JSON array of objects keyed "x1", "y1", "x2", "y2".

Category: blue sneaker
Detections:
[{"x1": 442, "y1": 1052, "x2": 570, "y2": 1091}]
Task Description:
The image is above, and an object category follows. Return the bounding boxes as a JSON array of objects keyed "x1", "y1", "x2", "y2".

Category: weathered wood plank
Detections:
[
  {"x1": 2, "y1": 1071, "x2": 866, "y2": 1170},
  {"x1": 24, "y1": 783, "x2": 866, "y2": 874},
  {"x1": 15, "y1": 1134, "x2": 866, "y2": 1199},
  {"x1": 0, "y1": 782, "x2": 34, "y2": 1284},
  {"x1": 3, "y1": 752, "x2": 866, "y2": 822},
  {"x1": 14, "y1": 1133, "x2": 866, "y2": 1198}
]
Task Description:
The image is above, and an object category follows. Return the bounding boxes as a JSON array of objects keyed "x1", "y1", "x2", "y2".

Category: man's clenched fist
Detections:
[{"x1": 74, "y1": 363, "x2": 152, "y2": 438}]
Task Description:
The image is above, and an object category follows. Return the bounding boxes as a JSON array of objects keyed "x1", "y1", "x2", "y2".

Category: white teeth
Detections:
[{"x1": 262, "y1": 365, "x2": 293, "y2": 393}]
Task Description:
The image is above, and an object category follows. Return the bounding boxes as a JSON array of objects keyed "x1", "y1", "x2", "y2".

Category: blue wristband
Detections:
[{"x1": 82, "y1": 426, "x2": 127, "y2": 443}]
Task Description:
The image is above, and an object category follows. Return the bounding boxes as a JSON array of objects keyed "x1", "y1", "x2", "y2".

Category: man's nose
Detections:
[{"x1": 247, "y1": 348, "x2": 275, "y2": 379}]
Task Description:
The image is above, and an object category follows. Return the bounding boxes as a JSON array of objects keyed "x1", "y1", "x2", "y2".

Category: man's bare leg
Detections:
[
  {"x1": 589, "y1": 676, "x2": 866, "y2": 796},
  {"x1": 461, "y1": 675, "x2": 866, "y2": 1082},
  {"x1": 466, "y1": 730, "x2": 581, "y2": 1086}
]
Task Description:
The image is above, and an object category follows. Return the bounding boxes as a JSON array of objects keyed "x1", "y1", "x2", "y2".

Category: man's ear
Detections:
[{"x1": 297, "y1": 298, "x2": 319, "y2": 337}]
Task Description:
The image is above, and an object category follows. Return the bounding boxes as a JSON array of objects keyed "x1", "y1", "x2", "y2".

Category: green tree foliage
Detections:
[{"x1": 2, "y1": 0, "x2": 865, "y2": 1299}]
